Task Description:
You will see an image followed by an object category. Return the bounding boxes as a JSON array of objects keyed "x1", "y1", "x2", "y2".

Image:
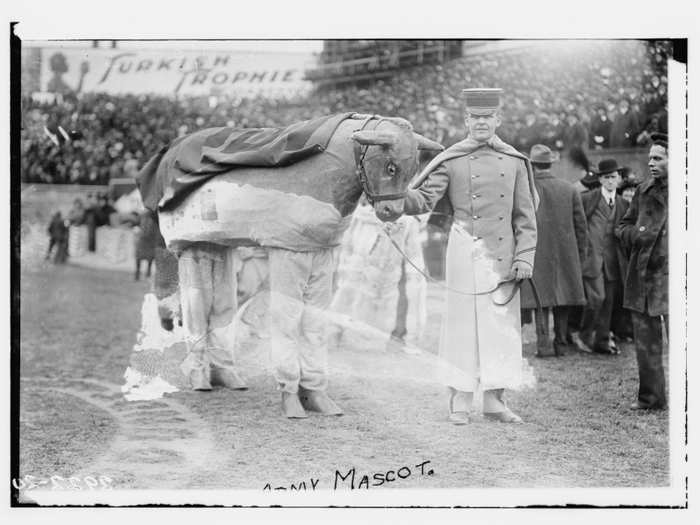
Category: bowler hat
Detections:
[
  {"x1": 463, "y1": 88, "x2": 502, "y2": 116},
  {"x1": 529, "y1": 144, "x2": 555, "y2": 164},
  {"x1": 595, "y1": 158, "x2": 622, "y2": 176}
]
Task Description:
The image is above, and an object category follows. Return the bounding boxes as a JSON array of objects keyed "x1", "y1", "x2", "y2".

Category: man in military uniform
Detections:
[
  {"x1": 404, "y1": 88, "x2": 538, "y2": 425},
  {"x1": 615, "y1": 133, "x2": 669, "y2": 410}
]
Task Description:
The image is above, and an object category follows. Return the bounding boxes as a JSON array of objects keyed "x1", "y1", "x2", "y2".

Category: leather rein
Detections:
[{"x1": 380, "y1": 222, "x2": 544, "y2": 325}]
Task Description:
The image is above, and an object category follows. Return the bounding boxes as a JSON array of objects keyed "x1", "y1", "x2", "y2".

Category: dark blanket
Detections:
[{"x1": 136, "y1": 112, "x2": 355, "y2": 213}]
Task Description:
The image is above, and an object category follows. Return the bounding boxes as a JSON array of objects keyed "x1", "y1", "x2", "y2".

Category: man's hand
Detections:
[{"x1": 510, "y1": 260, "x2": 533, "y2": 281}]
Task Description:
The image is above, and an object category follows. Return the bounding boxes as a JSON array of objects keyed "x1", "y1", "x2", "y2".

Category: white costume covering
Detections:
[{"x1": 331, "y1": 205, "x2": 427, "y2": 346}]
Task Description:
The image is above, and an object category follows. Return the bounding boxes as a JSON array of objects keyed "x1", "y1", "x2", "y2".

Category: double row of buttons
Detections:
[{"x1": 472, "y1": 215, "x2": 505, "y2": 220}]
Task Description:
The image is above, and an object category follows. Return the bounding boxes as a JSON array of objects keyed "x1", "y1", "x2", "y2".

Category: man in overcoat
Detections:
[
  {"x1": 615, "y1": 134, "x2": 668, "y2": 410},
  {"x1": 579, "y1": 158, "x2": 629, "y2": 354},
  {"x1": 404, "y1": 88, "x2": 538, "y2": 425},
  {"x1": 520, "y1": 145, "x2": 588, "y2": 356}
]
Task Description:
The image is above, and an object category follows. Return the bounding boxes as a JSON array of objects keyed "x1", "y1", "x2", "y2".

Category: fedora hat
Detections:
[
  {"x1": 529, "y1": 144, "x2": 555, "y2": 164},
  {"x1": 595, "y1": 158, "x2": 622, "y2": 176}
]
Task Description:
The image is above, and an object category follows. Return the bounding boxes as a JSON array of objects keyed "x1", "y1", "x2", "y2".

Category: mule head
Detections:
[{"x1": 352, "y1": 117, "x2": 443, "y2": 222}]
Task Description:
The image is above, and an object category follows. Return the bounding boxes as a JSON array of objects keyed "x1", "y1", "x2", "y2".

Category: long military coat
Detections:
[
  {"x1": 615, "y1": 176, "x2": 668, "y2": 316},
  {"x1": 520, "y1": 170, "x2": 588, "y2": 309},
  {"x1": 405, "y1": 138, "x2": 537, "y2": 392}
]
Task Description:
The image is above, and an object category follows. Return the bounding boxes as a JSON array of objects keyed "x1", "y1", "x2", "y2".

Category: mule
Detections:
[{"x1": 140, "y1": 113, "x2": 443, "y2": 417}]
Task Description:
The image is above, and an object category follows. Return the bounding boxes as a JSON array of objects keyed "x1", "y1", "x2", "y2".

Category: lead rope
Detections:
[{"x1": 379, "y1": 223, "x2": 545, "y2": 327}]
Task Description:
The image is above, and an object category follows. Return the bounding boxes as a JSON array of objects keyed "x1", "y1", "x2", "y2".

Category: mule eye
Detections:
[{"x1": 386, "y1": 162, "x2": 397, "y2": 176}]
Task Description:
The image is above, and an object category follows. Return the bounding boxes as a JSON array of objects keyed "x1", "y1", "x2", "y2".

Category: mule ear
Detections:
[
  {"x1": 413, "y1": 133, "x2": 444, "y2": 152},
  {"x1": 352, "y1": 130, "x2": 398, "y2": 148}
]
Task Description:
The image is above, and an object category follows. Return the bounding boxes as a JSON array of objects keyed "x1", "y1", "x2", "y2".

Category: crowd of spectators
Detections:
[{"x1": 21, "y1": 40, "x2": 671, "y2": 185}]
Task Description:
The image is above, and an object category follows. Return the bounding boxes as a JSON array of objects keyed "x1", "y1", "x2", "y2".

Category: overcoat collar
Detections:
[
  {"x1": 413, "y1": 134, "x2": 539, "y2": 209},
  {"x1": 640, "y1": 176, "x2": 667, "y2": 205}
]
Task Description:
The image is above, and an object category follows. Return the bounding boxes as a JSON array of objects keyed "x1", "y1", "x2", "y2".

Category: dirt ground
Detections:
[{"x1": 18, "y1": 260, "x2": 670, "y2": 497}]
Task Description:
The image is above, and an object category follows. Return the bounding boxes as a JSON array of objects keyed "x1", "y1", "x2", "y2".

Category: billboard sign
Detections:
[{"x1": 35, "y1": 46, "x2": 314, "y2": 98}]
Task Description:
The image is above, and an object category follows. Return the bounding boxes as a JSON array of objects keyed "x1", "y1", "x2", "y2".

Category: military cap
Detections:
[{"x1": 463, "y1": 88, "x2": 503, "y2": 115}]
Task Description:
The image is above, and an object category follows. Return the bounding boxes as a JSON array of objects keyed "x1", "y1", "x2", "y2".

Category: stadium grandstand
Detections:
[{"x1": 21, "y1": 39, "x2": 672, "y2": 186}]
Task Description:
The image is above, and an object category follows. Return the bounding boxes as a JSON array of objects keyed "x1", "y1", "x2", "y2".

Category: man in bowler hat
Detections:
[{"x1": 578, "y1": 158, "x2": 629, "y2": 353}]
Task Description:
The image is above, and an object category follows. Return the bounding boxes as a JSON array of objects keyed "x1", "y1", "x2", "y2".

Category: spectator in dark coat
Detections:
[
  {"x1": 578, "y1": 159, "x2": 630, "y2": 354},
  {"x1": 95, "y1": 193, "x2": 116, "y2": 227},
  {"x1": 520, "y1": 145, "x2": 588, "y2": 356},
  {"x1": 46, "y1": 211, "x2": 69, "y2": 263},
  {"x1": 562, "y1": 113, "x2": 588, "y2": 151},
  {"x1": 615, "y1": 133, "x2": 668, "y2": 410},
  {"x1": 610, "y1": 99, "x2": 641, "y2": 147},
  {"x1": 589, "y1": 106, "x2": 612, "y2": 149},
  {"x1": 134, "y1": 210, "x2": 159, "y2": 281},
  {"x1": 83, "y1": 193, "x2": 99, "y2": 252}
]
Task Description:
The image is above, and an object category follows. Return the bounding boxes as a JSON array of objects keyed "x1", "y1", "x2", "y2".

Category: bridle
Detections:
[{"x1": 353, "y1": 114, "x2": 408, "y2": 206}]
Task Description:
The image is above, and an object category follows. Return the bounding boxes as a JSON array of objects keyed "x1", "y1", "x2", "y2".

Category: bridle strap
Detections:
[{"x1": 353, "y1": 115, "x2": 408, "y2": 205}]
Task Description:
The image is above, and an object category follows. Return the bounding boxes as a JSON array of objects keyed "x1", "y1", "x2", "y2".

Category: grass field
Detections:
[{"x1": 18, "y1": 259, "x2": 671, "y2": 495}]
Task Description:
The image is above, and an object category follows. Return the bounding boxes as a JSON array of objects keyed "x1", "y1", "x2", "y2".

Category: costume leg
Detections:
[
  {"x1": 207, "y1": 247, "x2": 239, "y2": 370},
  {"x1": 632, "y1": 311, "x2": 667, "y2": 408},
  {"x1": 178, "y1": 247, "x2": 215, "y2": 386},
  {"x1": 268, "y1": 248, "x2": 310, "y2": 394},
  {"x1": 297, "y1": 249, "x2": 334, "y2": 392}
]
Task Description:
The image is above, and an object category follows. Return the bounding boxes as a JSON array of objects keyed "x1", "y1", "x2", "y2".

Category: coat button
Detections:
[
  {"x1": 500, "y1": 193, "x2": 505, "y2": 198},
  {"x1": 472, "y1": 194, "x2": 479, "y2": 199},
  {"x1": 497, "y1": 257, "x2": 503, "y2": 261},
  {"x1": 499, "y1": 216, "x2": 504, "y2": 220},
  {"x1": 498, "y1": 236, "x2": 504, "y2": 241},
  {"x1": 475, "y1": 236, "x2": 482, "y2": 241},
  {"x1": 473, "y1": 215, "x2": 479, "y2": 220},
  {"x1": 470, "y1": 156, "x2": 476, "y2": 160},
  {"x1": 500, "y1": 172, "x2": 505, "y2": 177},
  {"x1": 639, "y1": 226, "x2": 647, "y2": 232},
  {"x1": 498, "y1": 155, "x2": 503, "y2": 159}
]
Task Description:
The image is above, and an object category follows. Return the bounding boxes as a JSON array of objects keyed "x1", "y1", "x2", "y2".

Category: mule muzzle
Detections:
[{"x1": 373, "y1": 198, "x2": 405, "y2": 222}]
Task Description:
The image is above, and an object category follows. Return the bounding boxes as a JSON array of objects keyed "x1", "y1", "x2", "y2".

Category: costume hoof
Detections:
[
  {"x1": 448, "y1": 411, "x2": 470, "y2": 425},
  {"x1": 189, "y1": 369, "x2": 212, "y2": 391},
  {"x1": 282, "y1": 392, "x2": 308, "y2": 419},
  {"x1": 483, "y1": 409, "x2": 523, "y2": 423},
  {"x1": 298, "y1": 388, "x2": 343, "y2": 416}
]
